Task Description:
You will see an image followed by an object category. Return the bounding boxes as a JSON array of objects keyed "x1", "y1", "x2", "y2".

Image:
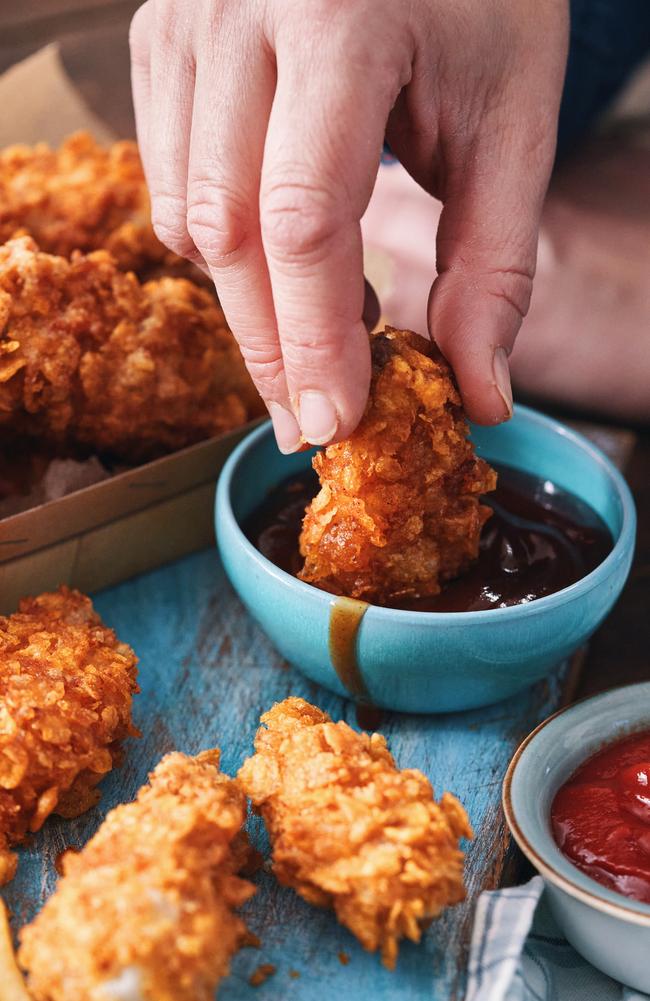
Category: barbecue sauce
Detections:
[{"x1": 243, "y1": 464, "x2": 613, "y2": 613}]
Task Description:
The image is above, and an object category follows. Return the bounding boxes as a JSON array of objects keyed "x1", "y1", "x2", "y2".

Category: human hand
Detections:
[{"x1": 130, "y1": 0, "x2": 568, "y2": 451}]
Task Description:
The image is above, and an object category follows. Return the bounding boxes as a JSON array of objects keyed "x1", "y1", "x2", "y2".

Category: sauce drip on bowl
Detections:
[
  {"x1": 328, "y1": 597, "x2": 370, "y2": 701},
  {"x1": 551, "y1": 730, "x2": 650, "y2": 904},
  {"x1": 243, "y1": 465, "x2": 613, "y2": 612}
]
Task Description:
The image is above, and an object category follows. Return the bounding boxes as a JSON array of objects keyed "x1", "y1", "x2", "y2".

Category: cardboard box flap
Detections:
[{"x1": 0, "y1": 420, "x2": 262, "y2": 564}]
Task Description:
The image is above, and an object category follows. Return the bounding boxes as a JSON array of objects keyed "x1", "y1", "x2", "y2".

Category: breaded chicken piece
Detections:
[
  {"x1": 0, "y1": 236, "x2": 262, "y2": 462},
  {"x1": 0, "y1": 587, "x2": 138, "y2": 885},
  {"x1": 238, "y1": 697, "x2": 472, "y2": 969},
  {"x1": 19, "y1": 751, "x2": 255, "y2": 1001},
  {"x1": 299, "y1": 327, "x2": 497, "y2": 605},
  {"x1": 0, "y1": 132, "x2": 185, "y2": 279}
]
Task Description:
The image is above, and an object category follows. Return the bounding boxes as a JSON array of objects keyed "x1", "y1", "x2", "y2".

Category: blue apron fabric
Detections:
[{"x1": 559, "y1": 0, "x2": 650, "y2": 155}]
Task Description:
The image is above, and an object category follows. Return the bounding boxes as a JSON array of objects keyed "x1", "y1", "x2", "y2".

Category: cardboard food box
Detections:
[
  {"x1": 0, "y1": 45, "x2": 264, "y2": 613},
  {"x1": 0, "y1": 425, "x2": 262, "y2": 612}
]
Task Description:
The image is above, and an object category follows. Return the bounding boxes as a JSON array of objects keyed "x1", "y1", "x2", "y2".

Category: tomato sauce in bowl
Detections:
[{"x1": 552, "y1": 730, "x2": 650, "y2": 904}]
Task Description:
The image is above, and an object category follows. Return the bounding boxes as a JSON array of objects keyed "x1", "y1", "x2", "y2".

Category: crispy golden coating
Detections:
[
  {"x1": 0, "y1": 132, "x2": 186, "y2": 279},
  {"x1": 0, "y1": 236, "x2": 262, "y2": 462},
  {"x1": 299, "y1": 326, "x2": 497, "y2": 604},
  {"x1": 238, "y1": 697, "x2": 472, "y2": 969},
  {"x1": 19, "y1": 751, "x2": 255, "y2": 1001},
  {"x1": 0, "y1": 587, "x2": 138, "y2": 885}
]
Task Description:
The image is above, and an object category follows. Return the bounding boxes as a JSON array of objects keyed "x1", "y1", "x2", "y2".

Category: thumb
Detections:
[
  {"x1": 428, "y1": 229, "x2": 532, "y2": 426},
  {"x1": 429, "y1": 114, "x2": 560, "y2": 425}
]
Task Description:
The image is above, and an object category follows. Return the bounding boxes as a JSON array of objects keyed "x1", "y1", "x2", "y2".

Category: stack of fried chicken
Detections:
[{"x1": 0, "y1": 132, "x2": 263, "y2": 467}]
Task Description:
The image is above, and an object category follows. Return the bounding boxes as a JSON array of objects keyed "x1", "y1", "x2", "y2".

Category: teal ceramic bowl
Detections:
[
  {"x1": 503, "y1": 683, "x2": 650, "y2": 993},
  {"x1": 215, "y1": 405, "x2": 635, "y2": 713}
]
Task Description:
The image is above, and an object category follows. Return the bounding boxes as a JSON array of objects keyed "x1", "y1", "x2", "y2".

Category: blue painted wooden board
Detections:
[{"x1": 3, "y1": 548, "x2": 574, "y2": 1001}]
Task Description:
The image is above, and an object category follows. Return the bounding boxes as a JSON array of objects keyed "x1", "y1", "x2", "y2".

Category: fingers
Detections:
[
  {"x1": 185, "y1": 22, "x2": 302, "y2": 450},
  {"x1": 427, "y1": 107, "x2": 561, "y2": 425},
  {"x1": 132, "y1": 1, "x2": 203, "y2": 268},
  {"x1": 259, "y1": 33, "x2": 408, "y2": 444},
  {"x1": 131, "y1": 2, "x2": 404, "y2": 449},
  {"x1": 131, "y1": 3, "x2": 298, "y2": 450}
]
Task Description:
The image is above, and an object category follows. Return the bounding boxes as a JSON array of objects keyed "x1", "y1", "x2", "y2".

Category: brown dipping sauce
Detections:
[{"x1": 243, "y1": 464, "x2": 613, "y2": 612}]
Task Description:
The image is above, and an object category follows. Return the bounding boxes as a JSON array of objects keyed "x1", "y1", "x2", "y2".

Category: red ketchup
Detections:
[{"x1": 551, "y1": 730, "x2": 650, "y2": 904}]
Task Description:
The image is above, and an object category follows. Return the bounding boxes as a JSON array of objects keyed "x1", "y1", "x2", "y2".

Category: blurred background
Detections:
[{"x1": 0, "y1": 1, "x2": 140, "y2": 137}]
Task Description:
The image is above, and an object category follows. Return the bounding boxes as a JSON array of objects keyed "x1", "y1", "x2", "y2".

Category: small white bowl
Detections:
[{"x1": 503, "y1": 683, "x2": 650, "y2": 994}]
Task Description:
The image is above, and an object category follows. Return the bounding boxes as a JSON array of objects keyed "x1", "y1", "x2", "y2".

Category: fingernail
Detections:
[
  {"x1": 298, "y1": 391, "x2": 339, "y2": 445},
  {"x1": 268, "y1": 403, "x2": 301, "y2": 454},
  {"x1": 492, "y1": 346, "x2": 513, "y2": 419}
]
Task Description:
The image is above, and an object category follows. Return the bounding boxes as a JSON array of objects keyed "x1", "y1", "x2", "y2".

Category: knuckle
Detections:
[
  {"x1": 442, "y1": 254, "x2": 535, "y2": 324},
  {"x1": 152, "y1": 0, "x2": 185, "y2": 49},
  {"x1": 151, "y1": 193, "x2": 194, "y2": 257},
  {"x1": 260, "y1": 181, "x2": 340, "y2": 264},
  {"x1": 239, "y1": 347, "x2": 285, "y2": 399},
  {"x1": 152, "y1": 222, "x2": 195, "y2": 259},
  {"x1": 482, "y1": 265, "x2": 534, "y2": 321},
  {"x1": 238, "y1": 337, "x2": 283, "y2": 369},
  {"x1": 186, "y1": 186, "x2": 250, "y2": 268},
  {"x1": 280, "y1": 332, "x2": 341, "y2": 372}
]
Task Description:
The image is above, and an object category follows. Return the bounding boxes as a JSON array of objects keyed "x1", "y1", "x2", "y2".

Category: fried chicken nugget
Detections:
[
  {"x1": 0, "y1": 132, "x2": 182, "y2": 278},
  {"x1": 299, "y1": 326, "x2": 497, "y2": 604},
  {"x1": 0, "y1": 587, "x2": 138, "y2": 885},
  {"x1": 18, "y1": 751, "x2": 255, "y2": 1001},
  {"x1": 0, "y1": 236, "x2": 262, "y2": 462},
  {"x1": 238, "y1": 697, "x2": 472, "y2": 969}
]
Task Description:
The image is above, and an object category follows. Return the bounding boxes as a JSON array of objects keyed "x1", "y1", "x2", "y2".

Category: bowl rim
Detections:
[
  {"x1": 502, "y1": 682, "x2": 650, "y2": 927},
  {"x1": 216, "y1": 403, "x2": 636, "y2": 624}
]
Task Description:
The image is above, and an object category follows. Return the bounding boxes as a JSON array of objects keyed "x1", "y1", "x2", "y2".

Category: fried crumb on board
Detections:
[{"x1": 249, "y1": 963, "x2": 277, "y2": 987}]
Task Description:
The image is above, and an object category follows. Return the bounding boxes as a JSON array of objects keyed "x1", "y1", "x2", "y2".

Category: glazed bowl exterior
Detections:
[
  {"x1": 215, "y1": 405, "x2": 635, "y2": 713},
  {"x1": 503, "y1": 683, "x2": 650, "y2": 993}
]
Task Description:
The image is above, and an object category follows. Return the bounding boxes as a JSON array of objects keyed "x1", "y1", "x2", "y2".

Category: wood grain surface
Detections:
[{"x1": 3, "y1": 550, "x2": 581, "y2": 1001}]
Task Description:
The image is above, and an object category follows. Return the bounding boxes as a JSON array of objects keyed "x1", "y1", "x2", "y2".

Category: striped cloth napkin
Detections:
[{"x1": 466, "y1": 877, "x2": 650, "y2": 1001}]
